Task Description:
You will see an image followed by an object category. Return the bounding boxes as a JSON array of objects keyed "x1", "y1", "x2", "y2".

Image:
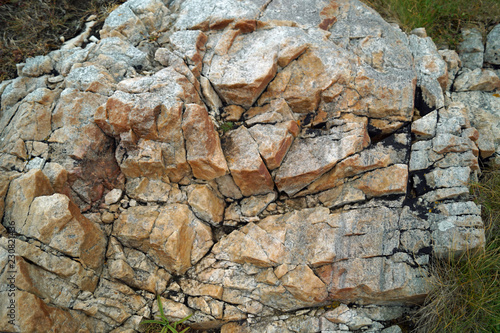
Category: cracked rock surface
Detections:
[{"x1": 0, "y1": 0, "x2": 496, "y2": 332}]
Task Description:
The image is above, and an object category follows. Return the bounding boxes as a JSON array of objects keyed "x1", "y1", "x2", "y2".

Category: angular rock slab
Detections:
[
  {"x1": 275, "y1": 116, "x2": 370, "y2": 196},
  {"x1": 182, "y1": 104, "x2": 228, "y2": 180},
  {"x1": 222, "y1": 126, "x2": 274, "y2": 196},
  {"x1": 485, "y1": 24, "x2": 500, "y2": 65},
  {"x1": 208, "y1": 26, "x2": 312, "y2": 108},
  {"x1": 96, "y1": 67, "x2": 203, "y2": 182},
  {"x1": 113, "y1": 204, "x2": 213, "y2": 274},
  {"x1": 24, "y1": 194, "x2": 107, "y2": 270},
  {"x1": 173, "y1": 0, "x2": 270, "y2": 30},
  {"x1": 209, "y1": 207, "x2": 426, "y2": 310}
]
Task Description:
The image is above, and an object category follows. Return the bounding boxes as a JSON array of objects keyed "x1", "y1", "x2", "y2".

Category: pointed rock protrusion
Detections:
[
  {"x1": 182, "y1": 104, "x2": 228, "y2": 180},
  {"x1": 222, "y1": 126, "x2": 275, "y2": 196}
]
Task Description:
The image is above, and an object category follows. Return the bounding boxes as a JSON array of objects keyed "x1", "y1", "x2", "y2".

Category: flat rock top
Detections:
[{"x1": 0, "y1": 0, "x2": 489, "y2": 332}]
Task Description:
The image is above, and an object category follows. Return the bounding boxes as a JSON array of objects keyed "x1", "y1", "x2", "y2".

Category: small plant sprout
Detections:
[
  {"x1": 219, "y1": 121, "x2": 234, "y2": 133},
  {"x1": 141, "y1": 295, "x2": 192, "y2": 333}
]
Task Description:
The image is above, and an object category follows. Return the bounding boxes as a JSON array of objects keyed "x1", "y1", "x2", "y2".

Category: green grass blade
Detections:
[
  {"x1": 166, "y1": 323, "x2": 177, "y2": 332},
  {"x1": 141, "y1": 319, "x2": 165, "y2": 325},
  {"x1": 157, "y1": 295, "x2": 169, "y2": 322},
  {"x1": 175, "y1": 313, "x2": 193, "y2": 326}
]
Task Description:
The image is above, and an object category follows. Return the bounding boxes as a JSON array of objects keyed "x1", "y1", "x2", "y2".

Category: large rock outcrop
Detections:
[{"x1": 0, "y1": 0, "x2": 495, "y2": 332}]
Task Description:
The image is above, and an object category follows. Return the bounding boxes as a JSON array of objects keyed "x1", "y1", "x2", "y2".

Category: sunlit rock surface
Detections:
[{"x1": 0, "y1": 0, "x2": 495, "y2": 331}]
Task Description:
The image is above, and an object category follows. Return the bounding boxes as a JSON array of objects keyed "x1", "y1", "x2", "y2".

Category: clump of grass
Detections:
[
  {"x1": 141, "y1": 295, "x2": 192, "y2": 333},
  {"x1": 219, "y1": 121, "x2": 234, "y2": 133},
  {"x1": 0, "y1": 0, "x2": 126, "y2": 81},
  {"x1": 362, "y1": 0, "x2": 500, "y2": 48},
  {"x1": 413, "y1": 168, "x2": 500, "y2": 333}
]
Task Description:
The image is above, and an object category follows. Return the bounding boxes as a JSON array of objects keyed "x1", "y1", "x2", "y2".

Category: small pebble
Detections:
[{"x1": 101, "y1": 211, "x2": 115, "y2": 223}]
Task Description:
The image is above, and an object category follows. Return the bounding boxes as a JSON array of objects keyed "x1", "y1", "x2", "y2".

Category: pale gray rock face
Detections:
[
  {"x1": 438, "y1": 49, "x2": 461, "y2": 91},
  {"x1": 409, "y1": 34, "x2": 447, "y2": 113},
  {"x1": 453, "y1": 68, "x2": 500, "y2": 92},
  {"x1": 458, "y1": 28, "x2": 484, "y2": 69},
  {"x1": 172, "y1": 0, "x2": 269, "y2": 30},
  {"x1": 101, "y1": 0, "x2": 171, "y2": 45},
  {"x1": 0, "y1": 0, "x2": 488, "y2": 331},
  {"x1": 485, "y1": 24, "x2": 500, "y2": 65},
  {"x1": 451, "y1": 91, "x2": 500, "y2": 159}
]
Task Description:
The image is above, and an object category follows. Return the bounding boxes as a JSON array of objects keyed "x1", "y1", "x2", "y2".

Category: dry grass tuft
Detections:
[
  {"x1": 362, "y1": 0, "x2": 500, "y2": 49},
  {"x1": 0, "y1": 0, "x2": 125, "y2": 81},
  {"x1": 413, "y1": 168, "x2": 500, "y2": 333}
]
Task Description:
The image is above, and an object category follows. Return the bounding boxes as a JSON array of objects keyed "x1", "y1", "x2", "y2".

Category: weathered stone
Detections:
[
  {"x1": 113, "y1": 204, "x2": 213, "y2": 274},
  {"x1": 173, "y1": 0, "x2": 269, "y2": 30},
  {"x1": 24, "y1": 194, "x2": 107, "y2": 269},
  {"x1": 409, "y1": 35, "x2": 447, "y2": 112},
  {"x1": 0, "y1": 237, "x2": 99, "y2": 292},
  {"x1": 215, "y1": 174, "x2": 243, "y2": 200},
  {"x1": 222, "y1": 105, "x2": 245, "y2": 122},
  {"x1": 451, "y1": 91, "x2": 500, "y2": 160},
  {"x1": 453, "y1": 68, "x2": 500, "y2": 92},
  {"x1": 3, "y1": 170, "x2": 54, "y2": 231},
  {"x1": 322, "y1": 256, "x2": 427, "y2": 304},
  {"x1": 180, "y1": 279, "x2": 224, "y2": 299},
  {"x1": 125, "y1": 177, "x2": 180, "y2": 203},
  {"x1": 248, "y1": 121, "x2": 298, "y2": 170},
  {"x1": 324, "y1": 304, "x2": 373, "y2": 330},
  {"x1": 73, "y1": 279, "x2": 147, "y2": 326},
  {"x1": 240, "y1": 192, "x2": 277, "y2": 217},
  {"x1": 431, "y1": 215, "x2": 485, "y2": 257},
  {"x1": 112, "y1": 205, "x2": 159, "y2": 252},
  {"x1": 200, "y1": 76, "x2": 222, "y2": 113},
  {"x1": 107, "y1": 237, "x2": 171, "y2": 294},
  {"x1": 1, "y1": 88, "x2": 56, "y2": 147},
  {"x1": 18, "y1": 54, "x2": 53, "y2": 77},
  {"x1": 438, "y1": 49, "x2": 461, "y2": 91},
  {"x1": 65, "y1": 64, "x2": 116, "y2": 96},
  {"x1": 0, "y1": 290, "x2": 106, "y2": 333},
  {"x1": 244, "y1": 98, "x2": 296, "y2": 126},
  {"x1": 154, "y1": 48, "x2": 202, "y2": 92},
  {"x1": 412, "y1": 110, "x2": 437, "y2": 139},
  {"x1": 485, "y1": 24, "x2": 500, "y2": 65},
  {"x1": 383, "y1": 326, "x2": 403, "y2": 333},
  {"x1": 182, "y1": 104, "x2": 228, "y2": 180},
  {"x1": 298, "y1": 141, "x2": 396, "y2": 196},
  {"x1": 281, "y1": 265, "x2": 328, "y2": 304},
  {"x1": 421, "y1": 180, "x2": 468, "y2": 198},
  {"x1": 116, "y1": 139, "x2": 170, "y2": 179},
  {"x1": 424, "y1": 167, "x2": 471, "y2": 189},
  {"x1": 208, "y1": 28, "x2": 279, "y2": 107},
  {"x1": 258, "y1": 44, "x2": 350, "y2": 115},
  {"x1": 458, "y1": 28, "x2": 484, "y2": 70},
  {"x1": 188, "y1": 184, "x2": 225, "y2": 224},
  {"x1": 318, "y1": 183, "x2": 366, "y2": 208},
  {"x1": 42, "y1": 162, "x2": 68, "y2": 193},
  {"x1": 0, "y1": 171, "x2": 19, "y2": 222},
  {"x1": 50, "y1": 89, "x2": 122, "y2": 209},
  {"x1": 432, "y1": 133, "x2": 476, "y2": 154},
  {"x1": 275, "y1": 117, "x2": 370, "y2": 196},
  {"x1": 353, "y1": 164, "x2": 408, "y2": 198},
  {"x1": 105, "y1": 189, "x2": 123, "y2": 205},
  {"x1": 88, "y1": 37, "x2": 150, "y2": 79},
  {"x1": 171, "y1": 30, "x2": 208, "y2": 77},
  {"x1": 100, "y1": 0, "x2": 170, "y2": 45},
  {"x1": 400, "y1": 230, "x2": 431, "y2": 253},
  {"x1": 222, "y1": 126, "x2": 274, "y2": 196},
  {"x1": 0, "y1": 76, "x2": 47, "y2": 112}
]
